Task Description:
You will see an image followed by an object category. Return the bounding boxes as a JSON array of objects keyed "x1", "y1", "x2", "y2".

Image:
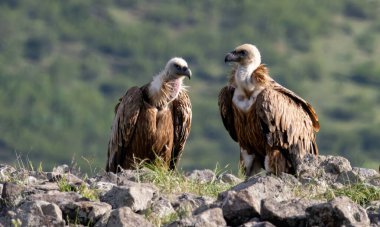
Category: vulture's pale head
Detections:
[
  {"x1": 164, "y1": 57, "x2": 192, "y2": 81},
  {"x1": 225, "y1": 44, "x2": 261, "y2": 69}
]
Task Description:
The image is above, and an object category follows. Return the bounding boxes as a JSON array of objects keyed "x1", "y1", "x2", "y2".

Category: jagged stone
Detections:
[
  {"x1": 186, "y1": 169, "x2": 216, "y2": 183},
  {"x1": 94, "y1": 207, "x2": 153, "y2": 227},
  {"x1": 1, "y1": 182, "x2": 25, "y2": 207},
  {"x1": 171, "y1": 193, "x2": 215, "y2": 216},
  {"x1": 117, "y1": 169, "x2": 150, "y2": 184},
  {"x1": 0, "y1": 164, "x2": 16, "y2": 182},
  {"x1": 61, "y1": 201, "x2": 112, "y2": 226},
  {"x1": 94, "y1": 171, "x2": 118, "y2": 184},
  {"x1": 168, "y1": 207, "x2": 226, "y2": 227},
  {"x1": 367, "y1": 200, "x2": 380, "y2": 226},
  {"x1": 149, "y1": 196, "x2": 175, "y2": 218},
  {"x1": 100, "y1": 183, "x2": 157, "y2": 211},
  {"x1": 306, "y1": 196, "x2": 370, "y2": 226},
  {"x1": 47, "y1": 172, "x2": 84, "y2": 186},
  {"x1": 28, "y1": 191, "x2": 83, "y2": 207},
  {"x1": 33, "y1": 182, "x2": 60, "y2": 191},
  {"x1": 260, "y1": 198, "x2": 321, "y2": 227},
  {"x1": 93, "y1": 181, "x2": 116, "y2": 197},
  {"x1": 239, "y1": 218, "x2": 276, "y2": 227},
  {"x1": 219, "y1": 175, "x2": 293, "y2": 226},
  {"x1": 12, "y1": 200, "x2": 64, "y2": 227},
  {"x1": 52, "y1": 164, "x2": 70, "y2": 174},
  {"x1": 321, "y1": 156, "x2": 352, "y2": 174},
  {"x1": 218, "y1": 173, "x2": 243, "y2": 184}
]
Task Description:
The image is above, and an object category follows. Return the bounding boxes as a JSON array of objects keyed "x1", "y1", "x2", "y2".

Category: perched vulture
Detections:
[
  {"x1": 218, "y1": 44, "x2": 320, "y2": 176},
  {"x1": 106, "y1": 57, "x2": 192, "y2": 173}
]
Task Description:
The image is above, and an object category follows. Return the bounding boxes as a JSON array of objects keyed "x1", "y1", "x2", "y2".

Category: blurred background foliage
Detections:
[{"x1": 0, "y1": 0, "x2": 379, "y2": 174}]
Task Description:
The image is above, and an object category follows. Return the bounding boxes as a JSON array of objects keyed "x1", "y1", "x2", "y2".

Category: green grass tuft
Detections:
[
  {"x1": 321, "y1": 182, "x2": 380, "y2": 206},
  {"x1": 57, "y1": 176, "x2": 99, "y2": 201},
  {"x1": 138, "y1": 158, "x2": 235, "y2": 198}
]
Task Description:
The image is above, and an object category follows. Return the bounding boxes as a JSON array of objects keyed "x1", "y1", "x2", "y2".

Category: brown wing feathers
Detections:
[
  {"x1": 218, "y1": 86, "x2": 238, "y2": 142},
  {"x1": 170, "y1": 90, "x2": 192, "y2": 169},
  {"x1": 106, "y1": 87, "x2": 143, "y2": 172}
]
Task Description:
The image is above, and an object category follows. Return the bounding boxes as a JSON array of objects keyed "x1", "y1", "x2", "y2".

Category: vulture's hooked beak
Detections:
[
  {"x1": 224, "y1": 52, "x2": 239, "y2": 63},
  {"x1": 183, "y1": 67, "x2": 192, "y2": 80}
]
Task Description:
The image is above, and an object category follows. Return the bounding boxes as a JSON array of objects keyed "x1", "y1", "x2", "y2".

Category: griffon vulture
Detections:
[
  {"x1": 106, "y1": 57, "x2": 192, "y2": 173},
  {"x1": 219, "y1": 44, "x2": 320, "y2": 176}
]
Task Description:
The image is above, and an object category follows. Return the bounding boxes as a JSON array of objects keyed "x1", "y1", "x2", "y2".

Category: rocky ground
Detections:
[{"x1": 0, "y1": 155, "x2": 379, "y2": 227}]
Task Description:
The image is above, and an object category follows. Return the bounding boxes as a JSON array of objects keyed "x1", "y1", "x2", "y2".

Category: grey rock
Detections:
[
  {"x1": 93, "y1": 181, "x2": 116, "y2": 197},
  {"x1": 26, "y1": 176, "x2": 38, "y2": 185},
  {"x1": 14, "y1": 200, "x2": 64, "y2": 227},
  {"x1": 47, "y1": 172, "x2": 84, "y2": 186},
  {"x1": 171, "y1": 193, "x2": 215, "y2": 217},
  {"x1": 1, "y1": 182, "x2": 25, "y2": 207},
  {"x1": 239, "y1": 218, "x2": 276, "y2": 227},
  {"x1": 28, "y1": 191, "x2": 83, "y2": 207},
  {"x1": 33, "y1": 182, "x2": 60, "y2": 191},
  {"x1": 100, "y1": 183, "x2": 157, "y2": 211},
  {"x1": 117, "y1": 169, "x2": 149, "y2": 184},
  {"x1": 353, "y1": 167, "x2": 379, "y2": 179},
  {"x1": 27, "y1": 171, "x2": 49, "y2": 181},
  {"x1": 94, "y1": 206, "x2": 153, "y2": 227},
  {"x1": 52, "y1": 164, "x2": 70, "y2": 174},
  {"x1": 149, "y1": 196, "x2": 175, "y2": 218},
  {"x1": 94, "y1": 171, "x2": 118, "y2": 184},
  {"x1": 321, "y1": 155, "x2": 352, "y2": 174},
  {"x1": 0, "y1": 164, "x2": 16, "y2": 182},
  {"x1": 369, "y1": 177, "x2": 380, "y2": 187},
  {"x1": 367, "y1": 200, "x2": 380, "y2": 225},
  {"x1": 336, "y1": 170, "x2": 362, "y2": 185},
  {"x1": 336, "y1": 167, "x2": 380, "y2": 186},
  {"x1": 219, "y1": 175, "x2": 293, "y2": 226},
  {"x1": 261, "y1": 198, "x2": 321, "y2": 227},
  {"x1": 306, "y1": 196, "x2": 370, "y2": 226},
  {"x1": 168, "y1": 207, "x2": 226, "y2": 227},
  {"x1": 61, "y1": 201, "x2": 112, "y2": 226},
  {"x1": 218, "y1": 173, "x2": 243, "y2": 184},
  {"x1": 186, "y1": 169, "x2": 216, "y2": 183}
]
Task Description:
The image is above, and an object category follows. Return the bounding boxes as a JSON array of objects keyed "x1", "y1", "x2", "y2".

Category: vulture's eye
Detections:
[
  {"x1": 174, "y1": 63, "x2": 181, "y2": 70},
  {"x1": 240, "y1": 50, "x2": 247, "y2": 56}
]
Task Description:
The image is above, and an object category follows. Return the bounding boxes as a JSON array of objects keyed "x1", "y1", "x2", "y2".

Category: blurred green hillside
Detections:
[{"x1": 0, "y1": 0, "x2": 379, "y2": 173}]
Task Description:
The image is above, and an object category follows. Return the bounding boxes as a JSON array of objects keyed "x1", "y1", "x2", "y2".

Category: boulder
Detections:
[
  {"x1": 168, "y1": 207, "x2": 226, "y2": 227},
  {"x1": 149, "y1": 196, "x2": 175, "y2": 218},
  {"x1": 260, "y1": 198, "x2": 321, "y2": 227},
  {"x1": 239, "y1": 218, "x2": 276, "y2": 227},
  {"x1": 0, "y1": 164, "x2": 16, "y2": 182},
  {"x1": 93, "y1": 181, "x2": 116, "y2": 197},
  {"x1": 94, "y1": 207, "x2": 153, "y2": 227},
  {"x1": 11, "y1": 200, "x2": 64, "y2": 227},
  {"x1": 1, "y1": 182, "x2": 25, "y2": 207},
  {"x1": 100, "y1": 183, "x2": 157, "y2": 211},
  {"x1": 218, "y1": 173, "x2": 243, "y2": 184},
  {"x1": 28, "y1": 191, "x2": 83, "y2": 207},
  {"x1": 171, "y1": 193, "x2": 215, "y2": 217},
  {"x1": 186, "y1": 169, "x2": 216, "y2": 183},
  {"x1": 367, "y1": 200, "x2": 380, "y2": 226},
  {"x1": 219, "y1": 175, "x2": 293, "y2": 226},
  {"x1": 61, "y1": 201, "x2": 112, "y2": 226},
  {"x1": 306, "y1": 196, "x2": 370, "y2": 226}
]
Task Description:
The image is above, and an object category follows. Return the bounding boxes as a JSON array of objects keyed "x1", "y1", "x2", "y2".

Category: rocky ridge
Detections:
[{"x1": 0, "y1": 155, "x2": 379, "y2": 226}]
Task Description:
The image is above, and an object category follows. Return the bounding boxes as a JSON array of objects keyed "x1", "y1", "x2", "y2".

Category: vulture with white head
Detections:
[
  {"x1": 106, "y1": 57, "x2": 192, "y2": 173},
  {"x1": 219, "y1": 44, "x2": 320, "y2": 176}
]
